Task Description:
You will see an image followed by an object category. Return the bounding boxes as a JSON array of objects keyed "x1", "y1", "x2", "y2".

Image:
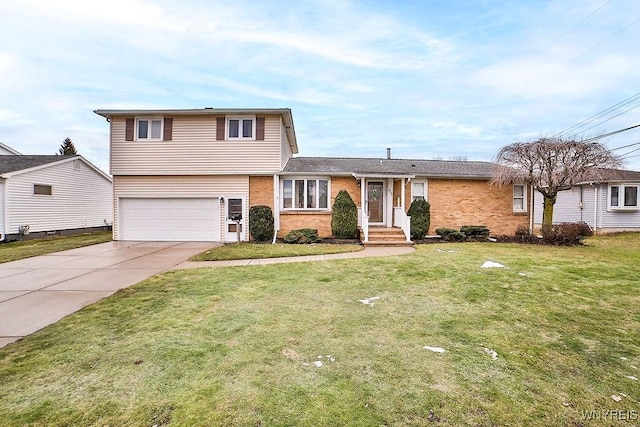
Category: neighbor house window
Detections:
[
  {"x1": 609, "y1": 184, "x2": 639, "y2": 210},
  {"x1": 136, "y1": 118, "x2": 162, "y2": 140},
  {"x1": 411, "y1": 181, "x2": 426, "y2": 202},
  {"x1": 227, "y1": 117, "x2": 254, "y2": 139},
  {"x1": 33, "y1": 184, "x2": 52, "y2": 196},
  {"x1": 282, "y1": 179, "x2": 329, "y2": 210},
  {"x1": 513, "y1": 184, "x2": 527, "y2": 212}
]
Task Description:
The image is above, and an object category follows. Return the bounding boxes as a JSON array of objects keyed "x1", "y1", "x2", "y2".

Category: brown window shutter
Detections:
[
  {"x1": 216, "y1": 117, "x2": 225, "y2": 140},
  {"x1": 163, "y1": 117, "x2": 173, "y2": 141},
  {"x1": 125, "y1": 118, "x2": 134, "y2": 141},
  {"x1": 256, "y1": 117, "x2": 265, "y2": 141}
]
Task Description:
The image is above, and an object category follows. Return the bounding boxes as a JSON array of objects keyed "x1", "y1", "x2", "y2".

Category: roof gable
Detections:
[{"x1": 0, "y1": 155, "x2": 112, "y2": 182}]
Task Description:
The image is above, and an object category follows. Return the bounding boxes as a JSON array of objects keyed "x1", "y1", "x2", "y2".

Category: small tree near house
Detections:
[
  {"x1": 57, "y1": 137, "x2": 77, "y2": 155},
  {"x1": 492, "y1": 137, "x2": 621, "y2": 237},
  {"x1": 331, "y1": 189, "x2": 358, "y2": 239},
  {"x1": 407, "y1": 198, "x2": 430, "y2": 240}
]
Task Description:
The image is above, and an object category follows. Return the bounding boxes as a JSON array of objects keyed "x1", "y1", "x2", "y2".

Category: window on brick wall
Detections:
[
  {"x1": 513, "y1": 184, "x2": 527, "y2": 212},
  {"x1": 282, "y1": 178, "x2": 329, "y2": 210}
]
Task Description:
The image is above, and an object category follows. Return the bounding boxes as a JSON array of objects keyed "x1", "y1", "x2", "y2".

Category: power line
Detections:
[
  {"x1": 567, "y1": 16, "x2": 640, "y2": 65},
  {"x1": 620, "y1": 145, "x2": 640, "y2": 158},
  {"x1": 580, "y1": 123, "x2": 640, "y2": 143},
  {"x1": 525, "y1": 0, "x2": 612, "y2": 63},
  {"x1": 611, "y1": 141, "x2": 640, "y2": 151},
  {"x1": 555, "y1": 91, "x2": 640, "y2": 137}
]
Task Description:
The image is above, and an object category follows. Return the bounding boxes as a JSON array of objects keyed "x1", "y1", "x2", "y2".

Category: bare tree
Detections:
[{"x1": 492, "y1": 137, "x2": 622, "y2": 235}]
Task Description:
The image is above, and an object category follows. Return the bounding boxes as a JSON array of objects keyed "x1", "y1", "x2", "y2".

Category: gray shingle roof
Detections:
[
  {"x1": 283, "y1": 157, "x2": 496, "y2": 179},
  {"x1": 0, "y1": 155, "x2": 75, "y2": 175}
]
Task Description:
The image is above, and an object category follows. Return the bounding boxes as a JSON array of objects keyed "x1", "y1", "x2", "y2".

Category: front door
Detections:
[
  {"x1": 225, "y1": 197, "x2": 244, "y2": 242},
  {"x1": 367, "y1": 182, "x2": 384, "y2": 223}
]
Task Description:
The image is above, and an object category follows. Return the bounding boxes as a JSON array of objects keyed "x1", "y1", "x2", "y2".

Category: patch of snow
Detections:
[
  {"x1": 482, "y1": 347, "x2": 498, "y2": 360},
  {"x1": 423, "y1": 346, "x2": 446, "y2": 353},
  {"x1": 481, "y1": 261, "x2": 505, "y2": 269},
  {"x1": 621, "y1": 357, "x2": 628, "y2": 361},
  {"x1": 626, "y1": 375, "x2": 638, "y2": 381},
  {"x1": 436, "y1": 248, "x2": 456, "y2": 253},
  {"x1": 518, "y1": 272, "x2": 527, "y2": 276},
  {"x1": 313, "y1": 360, "x2": 323, "y2": 368},
  {"x1": 611, "y1": 395, "x2": 622, "y2": 402},
  {"x1": 358, "y1": 296, "x2": 381, "y2": 305}
]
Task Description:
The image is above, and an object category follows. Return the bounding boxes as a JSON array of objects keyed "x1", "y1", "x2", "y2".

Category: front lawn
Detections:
[
  {"x1": 190, "y1": 242, "x2": 363, "y2": 261},
  {"x1": 0, "y1": 232, "x2": 112, "y2": 263},
  {"x1": 0, "y1": 234, "x2": 638, "y2": 426}
]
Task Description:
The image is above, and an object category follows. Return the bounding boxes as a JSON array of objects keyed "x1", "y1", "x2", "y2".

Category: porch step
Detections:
[{"x1": 363, "y1": 227, "x2": 413, "y2": 247}]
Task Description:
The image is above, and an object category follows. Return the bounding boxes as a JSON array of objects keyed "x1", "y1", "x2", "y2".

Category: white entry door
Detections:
[
  {"x1": 225, "y1": 197, "x2": 245, "y2": 242},
  {"x1": 119, "y1": 198, "x2": 220, "y2": 241}
]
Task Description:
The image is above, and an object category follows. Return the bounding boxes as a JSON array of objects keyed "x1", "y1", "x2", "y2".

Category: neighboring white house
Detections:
[
  {"x1": 533, "y1": 169, "x2": 640, "y2": 233},
  {"x1": 0, "y1": 142, "x2": 21, "y2": 155},
  {"x1": 0, "y1": 154, "x2": 113, "y2": 241}
]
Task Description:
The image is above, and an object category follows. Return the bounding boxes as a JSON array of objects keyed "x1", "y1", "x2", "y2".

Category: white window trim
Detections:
[
  {"x1": 608, "y1": 183, "x2": 640, "y2": 211},
  {"x1": 281, "y1": 177, "x2": 330, "y2": 211},
  {"x1": 513, "y1": 184, "x2": 527, "y2": 213},
  {"x1": 411, "y1": 180, "x2": 428, "y2": 202},
  {"x1": 135, "y1": 117, "x2": 163, "y2": 141},
  {"x1": 227, "y1": 116, "x2": 256, "y2": 140}
]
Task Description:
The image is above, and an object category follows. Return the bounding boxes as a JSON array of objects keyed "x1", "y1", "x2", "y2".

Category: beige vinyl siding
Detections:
[
  {"x1": 113, "y1": 175, "x2": 248, "y2": 240},
  {"x1": 6, "y1": 161, "x2": 112, "y2": 234},
  {"x1": 111, "y1": 115, "x2": 284, "y2": 175},
  {"x1": 280, "y1": 117, "x2": 293, "y2": 169}
]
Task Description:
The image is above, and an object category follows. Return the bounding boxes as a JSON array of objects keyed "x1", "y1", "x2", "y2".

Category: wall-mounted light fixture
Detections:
[{"x1": 220, "y1": 197, "x2": 225, "y2": 203}]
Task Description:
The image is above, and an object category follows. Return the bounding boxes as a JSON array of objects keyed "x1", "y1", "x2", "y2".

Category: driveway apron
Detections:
[{"x1": 0, "y1": 241, "x2": 215, "y2": 348}]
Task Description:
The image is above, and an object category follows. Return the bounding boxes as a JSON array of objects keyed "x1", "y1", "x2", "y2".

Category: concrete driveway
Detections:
[{"x1": 0, "y1": 241, "x2": 216, "y2": 349}]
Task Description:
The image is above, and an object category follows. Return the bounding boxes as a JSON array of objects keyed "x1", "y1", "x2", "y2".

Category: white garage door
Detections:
[{"x1": 119, "y1": 198, "x2": 220, "y2": 241}]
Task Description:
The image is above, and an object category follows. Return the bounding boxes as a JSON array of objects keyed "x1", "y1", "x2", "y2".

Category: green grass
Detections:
[
  {"x1": 1, "y1": 234, "x2": 639, "y2": 426},
  {"x1": 0, "y1": 232, "x2": 112, "y2": 263},
  {"x1": 189, "y1": 242, "x2": 363, "y2": 261}
]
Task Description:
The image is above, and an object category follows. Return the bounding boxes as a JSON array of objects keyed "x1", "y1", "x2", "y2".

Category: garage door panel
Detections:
[{"x1": 120, "y1": 198, "x2": 220, "y2": 242}]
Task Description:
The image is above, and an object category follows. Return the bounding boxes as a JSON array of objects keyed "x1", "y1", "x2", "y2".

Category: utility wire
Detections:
[
  {"x1": 555, "y1": 91, "x2": 640, "y2": 137},
  {"x1": 611, "y1": 141, "x2": 640, "y2": 151},
  {"x1": 572, "y1": 104, "x2": 640, "y2": 137},
  {"x1": 567, "y1": 16, "x2": 640, "y2": 64},
  {"x1": 619, "y1": 146, "x2": 640, "y2": 158},
  {"x1": 525, "y1": 0, "x2": 612, "y2": 63},
  {"x1": 580, "y1": 123, "x2": 640, "y2": 143}
]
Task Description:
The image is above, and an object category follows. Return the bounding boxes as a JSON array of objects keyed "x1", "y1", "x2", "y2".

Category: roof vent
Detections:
[{"x1": 386, "y1": 148, "x2": 391, "y2": 159}]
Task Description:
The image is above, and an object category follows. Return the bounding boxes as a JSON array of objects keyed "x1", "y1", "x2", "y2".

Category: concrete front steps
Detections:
[{"x1": 363, "y1": 227, "x2": 414, "y2": 247}]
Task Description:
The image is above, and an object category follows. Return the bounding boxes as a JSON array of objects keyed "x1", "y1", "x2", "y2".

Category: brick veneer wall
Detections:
[
  {"x1": 425, "y1": 179, "x2": 528, "y2": 235},
  {"x1": 278, "y1": 176, "x2": 361, "y2": 238},
  {"x1": 249, "y1": 176, "x2": 274, "y2": 209}
]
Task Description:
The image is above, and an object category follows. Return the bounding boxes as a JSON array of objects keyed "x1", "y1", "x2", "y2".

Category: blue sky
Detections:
[{"x1": 1, "y1": 0, "x2": 640, "y2": 173}]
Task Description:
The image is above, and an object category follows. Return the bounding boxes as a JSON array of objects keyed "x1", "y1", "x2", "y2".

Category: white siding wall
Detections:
[
  {"x1": 0, "y1": 181, "x2": 4, "y2": 236},
  {"x1": 597, "y1": 183, "x2": 640, "y2": 230},
  {"x1": 6, "y1": 160, "x2": 112, "y2": 234},
  {"x1": 113, "y1": 175, "x2": 249, "y2": 240},
  {"x1": 110, "y1": 115, "x2": 284, "y2": 175},
  {"x1": 534, "y1": 184, "x2": 640, "y2": 232}
]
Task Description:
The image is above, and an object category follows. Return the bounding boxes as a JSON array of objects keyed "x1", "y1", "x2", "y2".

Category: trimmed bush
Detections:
[
  {"x1": 249, "y1": 205, "x2": 274, "y2": 242},
  {"x1": 331, "y1": 189, "x2": 358, "y2": 239},
  {"x1": 460, "y1": 225, "x2": 489, "y2": 237},
  {"x1": 544, "y1": 222, "x2": 593, "y2": 245},
  {"x1": 436, "y1": 228, "x2": 466, "y2": 241},
  {"x1": 408, "y1": 199, "x2": 431, "y2": 240},
  {"x1": 515, "y1": 224, "x2": 531, "y2": 236},
  {"x1": 283, "y1": 228, "x2": 322, "y2": 244}
]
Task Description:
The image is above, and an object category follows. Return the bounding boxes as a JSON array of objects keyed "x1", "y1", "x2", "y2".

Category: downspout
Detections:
[
  {"x1": 272, "y1": 174, "x2": 279, "y2": 244},
  {"x1": 0, "y1": 179, "x2": 5, "y2": 241},
  {"x1": 529, "y1": 184, "x2": 534, "y2": 233},
  {"x1": 593, "y1": 186, "x2": 598, "y2": 234}
]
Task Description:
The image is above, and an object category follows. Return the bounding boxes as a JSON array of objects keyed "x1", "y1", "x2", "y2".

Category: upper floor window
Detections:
[
  {"x1": 513, "y1": 184, "x2": 527, "y2": 212},
  {"x1": 609, "y1": 184, "x2": 639, "y2": 210},
  {"x1": 411, "y1": 181, "x2": 427, "y2": 202},
  {"x1": 33, "y1": 184, "x2": 52, "y2": 196},
  {"x1": 137, "y1": 118, "x2": 162, "y2": 140},
  {"x1": 282, "y1": 178, "x2": 329, "y2": 210},
  {"x1": 228, "y1": 117, "x2": 254, "y2": 139}
]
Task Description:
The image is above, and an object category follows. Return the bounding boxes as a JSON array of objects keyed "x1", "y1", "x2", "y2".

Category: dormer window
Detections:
[{"x1": 227, "y1": 117, "x2": 254, "y2": 139}]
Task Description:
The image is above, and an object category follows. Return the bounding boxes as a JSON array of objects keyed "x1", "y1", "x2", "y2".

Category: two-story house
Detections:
[{"x1": 95, "y1": 108, "x2": 530, "y2": 243}]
